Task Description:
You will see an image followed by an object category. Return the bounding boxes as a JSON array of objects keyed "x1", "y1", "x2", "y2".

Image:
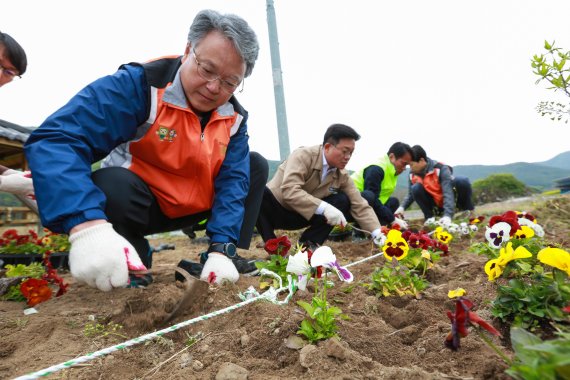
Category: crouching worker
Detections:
[
  {"x1": 351, "y1": 142, "x2": 413, "y2": 229},
  {"x1": 24, "y1": 10, "x2": 263, "y2": 290},
  {"x1": 255, "y1": 124, "x2": 385, "y2": 249},
  {"x1": 397, "y1": 145, "x2": 474, "y2": 226}
]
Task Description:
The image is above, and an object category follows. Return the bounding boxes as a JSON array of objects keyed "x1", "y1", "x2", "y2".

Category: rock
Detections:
[
  {"x1": 179, "y1": 353, "x2": 192, "y2": 368},
  {"x1": 323, "y1": 337, "x2": 347, "y2": 361},
  {"x1": 192, "y1": 360, "x2": 204, "y2": 371},
  {"x1": 284, "y1": 335, "x2": 306, "y2": 350},
  {"x1": 215, "y1": 362, "x2": 248, "y2": 380},
  {"x1": 299, "y1": 344, "x2": 318, "y2": 368},
  {"x1": 240, "y1": 334, "x2": 250, "y2": 347},
  {"x1": 197, "y1": 344, "x2": 209, "y2": 353},
  {"x1": 416, "y1": 347, "x2": 426, "y2": 356}
]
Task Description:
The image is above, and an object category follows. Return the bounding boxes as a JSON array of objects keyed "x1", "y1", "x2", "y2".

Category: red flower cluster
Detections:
[
  {"x1": 0, "y1": 229, "x2": 39, "y2": 246},
  {"x1": 20, "y1": 278, "x2": 52, "y2": 307},
  {"x1": 445, "y1": 297, "x2": 501, "y2": 350},
  {"x1": 264, "y1": 235, "x2": 292, "y2": 257},
  {"x1": 401, "y1": 230, "x2": 449, "y2": 255},
  {"x1": 488, "y1": 211, "x2": 520, "y2": 237},
  {"x1": 43, "y1": 251, "x2": 69, "y2": 297}
]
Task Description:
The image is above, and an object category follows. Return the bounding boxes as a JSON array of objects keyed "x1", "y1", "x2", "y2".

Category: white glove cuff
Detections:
[
  {"x1": 371, "y1": 228, "x2": 381, "y2": 239},
  {"x1": 2, "y1": 169, "x2": 19, "y2": 176},
  {"x1": 69, "y1": 222, "x2": 113, "y2": 243}
]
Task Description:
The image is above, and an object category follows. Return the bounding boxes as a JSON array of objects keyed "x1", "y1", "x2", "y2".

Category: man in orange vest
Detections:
[
  {"x1": 397, "y1": 145, "x2": 474, "y2": 226},
  {"x1": 25, "y1": 10, "x2": 264, "y2": 290}
]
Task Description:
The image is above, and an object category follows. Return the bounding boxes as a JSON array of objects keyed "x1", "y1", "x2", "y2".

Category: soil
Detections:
[{"x1": 1, "y1": 194, "x2": 569, "y2": 380}]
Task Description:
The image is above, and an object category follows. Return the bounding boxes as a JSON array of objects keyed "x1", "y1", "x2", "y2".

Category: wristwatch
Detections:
[{"x1": 207, "y1": 242, "x2": 237, "y2": 258}]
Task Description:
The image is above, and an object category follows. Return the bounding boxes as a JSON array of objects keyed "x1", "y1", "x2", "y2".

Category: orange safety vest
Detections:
[
  {"x1": 410, "y1": 164, "x2": 445, "y2": 208},
  {"x1": 104, "y1": 58, "x2": 244, "y2": 219}
]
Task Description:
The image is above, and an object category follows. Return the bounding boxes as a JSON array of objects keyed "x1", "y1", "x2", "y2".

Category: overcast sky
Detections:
[{"x1": 1, "y1": 0, "x2": 569, "y2": 169}]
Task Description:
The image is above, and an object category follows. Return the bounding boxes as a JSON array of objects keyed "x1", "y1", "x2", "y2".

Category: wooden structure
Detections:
[
  {"x1": 0, "y1": 119, "x2": 39, "y2": 231},
  {"x1": 0, "y1": 206, "x2": 40, "y2": 233},
  {"x1": 0, "y1": 118, "x2": 33, "y2": 170}
]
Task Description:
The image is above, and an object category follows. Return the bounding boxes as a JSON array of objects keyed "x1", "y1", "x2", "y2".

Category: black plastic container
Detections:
[{"x1": 0, "y1": 252, "x2": 69, "y2": 270}]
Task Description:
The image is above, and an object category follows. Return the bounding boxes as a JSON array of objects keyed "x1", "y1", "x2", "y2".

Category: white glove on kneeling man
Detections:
[
  {"x1": 69, "y1": 222, "x2": 147, "y2": 291},
  {"x1": 200, "y1": 253, "x2": 239, "y2": 285},
  {"x1": 371, "y1": 228, "x2": 386, "y2": 247},
  {"x1": 392, "y1": 217, "x2": 408, "y2": 230},
  {"x1": 321, "y1": 201, "x2": 347, "y2": 227}
]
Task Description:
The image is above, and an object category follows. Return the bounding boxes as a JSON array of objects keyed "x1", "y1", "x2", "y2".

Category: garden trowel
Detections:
[{"x1": 162, "y1": 267, "x2": 209, "y2": 324}]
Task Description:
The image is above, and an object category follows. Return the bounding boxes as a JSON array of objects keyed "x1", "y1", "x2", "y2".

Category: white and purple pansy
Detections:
[
  {"x1": 309, "y1": 246, "x2": 354, "y2": 283},
  {"x1": 485, "y1": 222, "x2": 511, "y2": 248}
]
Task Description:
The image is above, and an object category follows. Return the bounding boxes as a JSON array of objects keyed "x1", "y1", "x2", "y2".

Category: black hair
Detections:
[
  {"x1": 0, "y1": 31, "x2": 27, "y2": 75},
  {"x1": 387, "y1": 142, "x2": 412, "y2": 159},
  {"x1": 411, "y1": 145, "x2": 427, "y2": 162},
  {"x1": 323, "y1": 123, "x2": 360, "y2": 145}
]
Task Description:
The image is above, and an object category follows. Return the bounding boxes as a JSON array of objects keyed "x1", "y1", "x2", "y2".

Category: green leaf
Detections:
[
  {"x1": 544, "y1": 40, "x2": 552, "y2": 50},
  {"x1": 296, "y1": 300, "x2": 315, "y2": 316}
]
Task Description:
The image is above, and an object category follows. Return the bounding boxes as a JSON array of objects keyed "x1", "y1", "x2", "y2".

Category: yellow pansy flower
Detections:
[
  {"x1": 382, "y1": 229, "x2": 409, "y2": 261},
  {"x1": 484, "y1": 242, "x2": 532, "y2": 281},
  {"x1": 484, "y1": 258, "x2": 504, "y2": 281},
  {"x1": 448, "y1": 288, "x2": 466, "y2": 298},
  {"x1": 514, "y1": 225, "x2": 535, "y2": 239},
  {"x1": 434, "y1": 226, "x2": 453, "y2": 244},
  {"x1": 537, "y1": 247, "x2": 570, "y2": 276}
]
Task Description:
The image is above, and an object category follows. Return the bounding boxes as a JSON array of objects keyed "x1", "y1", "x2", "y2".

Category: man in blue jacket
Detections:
[{"x1": 25, "y1": 10, "x2": 264, "y2": 291}]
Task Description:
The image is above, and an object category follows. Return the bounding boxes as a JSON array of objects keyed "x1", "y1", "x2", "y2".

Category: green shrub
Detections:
[{"x1": 472, "y1": 173, "x2": 531, "y2": 204}]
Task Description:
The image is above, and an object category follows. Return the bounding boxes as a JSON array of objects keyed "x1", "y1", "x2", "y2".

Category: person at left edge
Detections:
[
  {"x1": 0, "y1": 31, "x2": 38, "y2": 213},
  {"x1": 24, "y1": 10, "x2": 263, "y2": 291}
]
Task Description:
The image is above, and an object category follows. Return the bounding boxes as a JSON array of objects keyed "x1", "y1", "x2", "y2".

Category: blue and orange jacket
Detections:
[
  {"x1": 401, "y1": 158, "x2": 455, "y2": 216},
  {"x1": 24, "y1": 57, "x2": 250, "y2": 244}
]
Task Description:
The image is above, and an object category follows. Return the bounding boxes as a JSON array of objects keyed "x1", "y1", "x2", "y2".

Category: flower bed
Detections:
[{"x1": 0, "y1": 229, "x2": 70, "y2": 269}]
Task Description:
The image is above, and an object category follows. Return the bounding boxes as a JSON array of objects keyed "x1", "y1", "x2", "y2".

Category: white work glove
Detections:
[
  {"x1": 395, "y1": 206, "x2": 405, "y2": 218},
  {"x1": 0, "y1": 169, "x2": 35, "y2": 196},
  {"x1": 68, "y1": 223, "x2": 147, "y2": 291},
  {"x1": 0, "y1": 169, "x2": 38, "y2": 214},
  {"x1": 424, "y1": 217, "x2": 436, "y2": 226},
  {"x1": 439, "y1": 216, "x2": 452, "y2": 227},
  {"x1": 371, "y1": 228, "x2": 386, "y2": 247},
  {"x1": 321, "y1": 202, "x2": 347, "y2": 227},
  {"x1": 200, "y1": 253, "x2": 239, "y2": 284},
  {"x1": 392, "y1": 217, "x2": 408, "y2": 230}
]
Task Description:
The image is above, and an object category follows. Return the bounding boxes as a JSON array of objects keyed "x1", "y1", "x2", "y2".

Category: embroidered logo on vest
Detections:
[{"x1": 156, "y1": 126, "x2": 177, "y2": 142}]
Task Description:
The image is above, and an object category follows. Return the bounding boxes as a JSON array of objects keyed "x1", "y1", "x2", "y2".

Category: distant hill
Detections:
[
  {"x1": 269, "y1": 151, "x2": 570, "y2": 191},
  {"x1": 536, "y1": 150, "x2": 570, "y2": 170}
]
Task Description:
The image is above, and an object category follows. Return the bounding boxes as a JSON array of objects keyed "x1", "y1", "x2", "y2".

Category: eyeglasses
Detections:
[
  {"x1": 332, "y1": 145, "x2": 353, "y2": 158},
  {"x1": 0, "y1": 64, "x2": 20, "y2": 80},
  {"x1": 192, "y1": 48, "x2": 243, "y2": 94}
]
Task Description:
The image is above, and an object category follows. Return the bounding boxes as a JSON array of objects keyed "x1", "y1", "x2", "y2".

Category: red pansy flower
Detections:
[
  {"x1": 20, "y1": 278, "x2": 52, "y2": 307},
  {"x1": 488, "y1": 211, "x2": 520, "y2": 237},
  {"x1": 264, "y1": 235, "x2": 291, "y2": 257}
]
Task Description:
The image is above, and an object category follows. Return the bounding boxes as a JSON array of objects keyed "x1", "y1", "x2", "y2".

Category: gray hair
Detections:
[{"x1": 188, "y1": 9, "x2": 259, "y2": 78}]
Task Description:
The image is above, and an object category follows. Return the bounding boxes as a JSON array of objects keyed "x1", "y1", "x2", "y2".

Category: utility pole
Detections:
[{"x1": 266, "y1": 0, "x2": 290, "y2": 161}]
